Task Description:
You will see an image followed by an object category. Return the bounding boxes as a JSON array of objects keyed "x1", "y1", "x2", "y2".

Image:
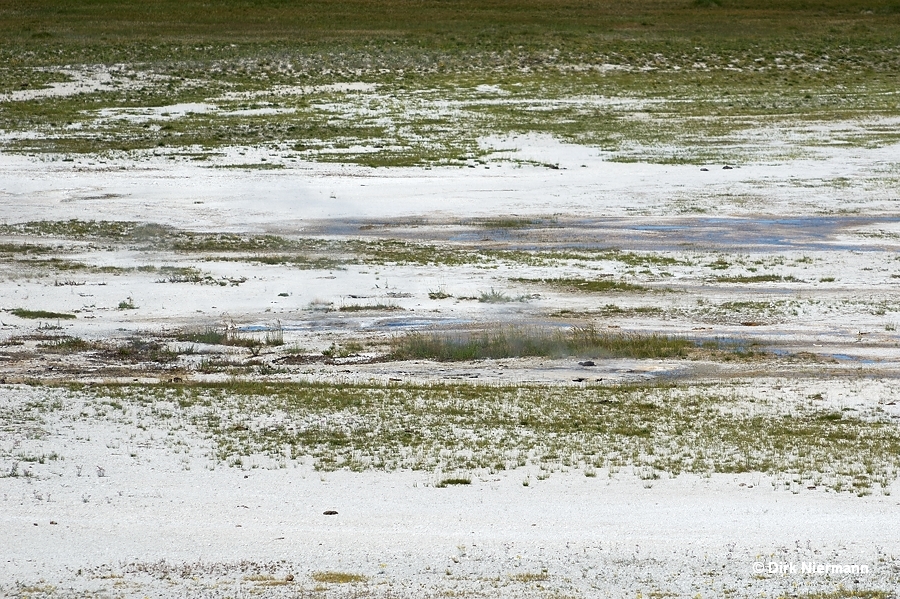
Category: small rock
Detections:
[
  {"x1": 578, "y1": 360, "x2": 595, "y2": 367},
  {"x1": 323, "y1": 510, "x2": 338, "y2": 516},
  {"x1": 700, "y1": 167, "x2": 709, "y2": 172},
  {"x1": 722, "y1": 165, "x2": 733, "y2": 170},
  {"x1": 50, "y1": 521, "x2": 57, "y2": 525},
  {"x1": 285, "y1": 574, "x2": 294, "y2": 582}
]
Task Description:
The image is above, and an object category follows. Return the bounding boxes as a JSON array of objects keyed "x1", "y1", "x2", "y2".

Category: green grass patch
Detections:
[
  {"x1": 176, "y1": 326, "x2": 228, "y2": 346},
  {"x1": 0, "y1": 220, "x2": 137, "y2": 239},
  {"x1": 390, "y1": 326, "x2": 692, "y2": 361},
  {"x1": 474, "y1": 218, "x2": 536, "y2": 229},
  {"x1": 171, "y1": 233, "x2": 301, "y2": 253},
  {"x1": 10, "y1": 308, "x2": 75, "y2": 320},
  {"x1": 513, "y1": 277, "x2": 649, "y2": 293},
  {"x1": 0, "y1": 243, "x2": 53, "y2": 254}
]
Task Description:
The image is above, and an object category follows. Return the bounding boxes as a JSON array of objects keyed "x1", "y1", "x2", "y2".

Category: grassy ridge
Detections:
[
  {"x1": 5, "y1": 0, "x2": 900, "y2": 46},
  {"x1": 3, "y1": 2, "x2": 900, "y2": 164},
  {"x1": 3, "y1": 0, "x2": 900, "y2": 72}
]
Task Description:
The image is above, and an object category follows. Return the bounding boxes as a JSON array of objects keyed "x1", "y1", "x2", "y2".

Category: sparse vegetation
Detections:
[
  {"x1": 322, "y1": 341, "x2": 364, "y2": 359},
  {"x1": 338, "y1": 303, "x2": 402, "y2": 312},
  {"x1": 714, "y1": 275, "x2": 802, "y2": 283},
  {"x1": 37, "y1": 336, "x2": 96, "y2": 352},
  {"x1": 65, "y1": 380, "x2": 900, "y2": 496},
  {"x1": 311, "y1": 571, "x2": 367, "y2": 584},
  {"x1": 510, "y1": 572, "x2": 549, "y2": 582},
  {"x1": 783, "y1": 591, "x2": 893, "y2": 599},
  {"x1": 175, "y1": 325, "x2": 284, "y2": 351},
  {"x1": 513, "y1": 278, "x2": 649, "y2": 293},
  {"x1": 109, "y1": 338, "x2": 178, "y2": 363}
]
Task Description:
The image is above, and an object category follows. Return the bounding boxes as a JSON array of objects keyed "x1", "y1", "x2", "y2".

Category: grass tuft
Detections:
[
  {"x1": 390, "y1": 325, "x2": 692, "y2": 361},
  {"x1": 37, "y1": 336, "x2": 96, "y2": 352},
  {"x1": 478, "y1": 288, "x2": 515, "y2": 303},
  {"x1": 436, "y1": 476, "x2": 472, "y2": 487}
]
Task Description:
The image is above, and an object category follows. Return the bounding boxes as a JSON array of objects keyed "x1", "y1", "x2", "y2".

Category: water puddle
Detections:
[
  {"x1": 308, "y1": 215, "x2": 900, "y2": 253},
  {"x1": 373, "y1": 317, "x2": 470, "y2": 329},
  {"x1": 621, "y1": 216, "x2": 900, "y2": 251},
  {"x1": 829, "y1": 353, "x2": 878, "y2": 365}
]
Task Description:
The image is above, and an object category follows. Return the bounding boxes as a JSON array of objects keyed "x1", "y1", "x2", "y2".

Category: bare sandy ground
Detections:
[
  {"x1": 3, "y1": 136, "x2": 900, "y2": 597},
  {"x1": 3, "y1": 134, "x2": 900, "y2": 227},
  {"x1": 3, "y1": 383, "x2": 899, "y2": 598}
]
